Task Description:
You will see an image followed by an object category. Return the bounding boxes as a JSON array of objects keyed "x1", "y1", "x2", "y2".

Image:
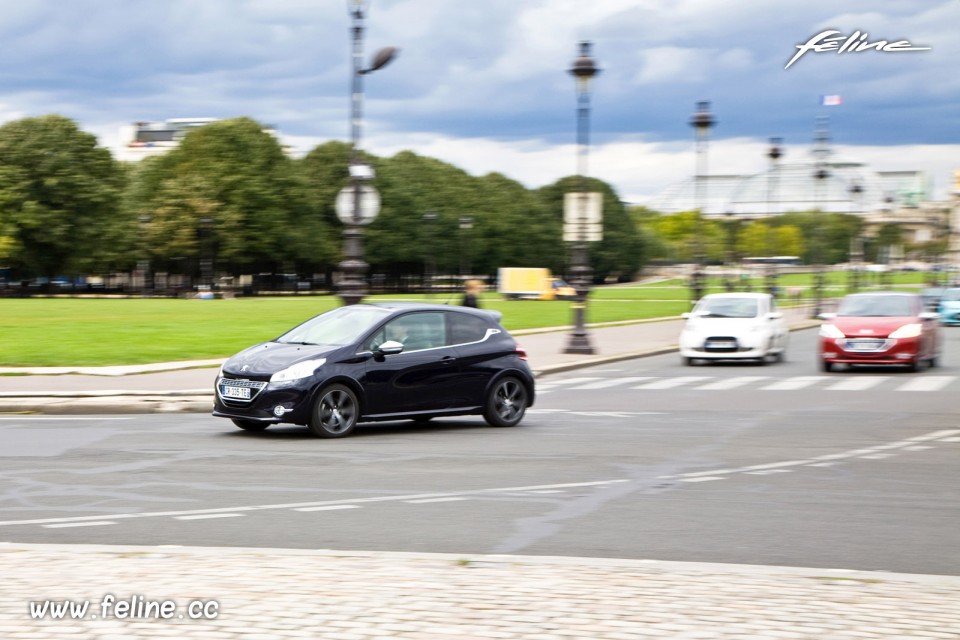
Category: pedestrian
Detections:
[{"x1": 461, "y1": 279, "x2": 483, "y2": 308}]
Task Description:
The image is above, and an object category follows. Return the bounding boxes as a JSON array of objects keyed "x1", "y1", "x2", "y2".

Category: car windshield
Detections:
[
  {"x1": 941, "y1": 289, "x2": 960, "y2": 302},
  {"x1": 837, "y1": 295, "x2": 914, "y2": 317},
  {"x1": 276, "y1": 306, "x2": 392, "y2": 346},
  {"x1": 694, "y1": 297, "x2": 759, "y2": 318}
]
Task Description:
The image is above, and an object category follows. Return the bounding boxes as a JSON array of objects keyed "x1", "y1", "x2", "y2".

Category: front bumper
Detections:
[
  {"x1": 213, "y1": 375, "x2": 314, "y2": 424},
  {"x1": 820, "y1": 336, "x2": 919, "y2": 365},
  {"x1": 679, "y1": 333, "x2": 769, "y2": 359}
]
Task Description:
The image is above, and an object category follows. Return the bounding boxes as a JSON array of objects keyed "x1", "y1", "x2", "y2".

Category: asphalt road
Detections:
[{"x1": 1, "y1": 327, "x2": 958, "y2": 575}]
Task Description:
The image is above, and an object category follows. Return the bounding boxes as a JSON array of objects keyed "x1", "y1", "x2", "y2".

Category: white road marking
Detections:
[
  {"x1": 761, "y1": 376, "x2": 823, "y2": 391},
  {"x1": 537, "y1": 377, "x2": 602, "y2": 389},
  {"x1": 745, "y1": 469, "x2": 793, "y2": 475},
  {"x1": 940, "y1": 437, "x2": 960, "y2": 442},
  {"x1": 896, "y1": 376, "x2": 955, "y2": 392},
  {"x1": 570, "y1": 377, "x2": 653, "y2": 390},
  {"x1": 679, "y1": 477, "x2": 725, "y2": 483},
  {"x1": 175, "y1": 513, "x2": 245, "y2": 521},
  {"x1": 696, "y1": 376, "x2": 769, "y2": 390},
  {"x1": 42, "y1": 521, "x2": 117, "y2": 528},
  {"x1": 0, "y1": 479, "x2": 630, "y2": 528},
  {"x1": 294, "y1": 505, "x2": 361, "y2": 512},
  {"x1": 406, "y1": 497, "x2": 469, "y2": 504},
  {"x1": 634, "y1": 376, "x2": 712, "y2": 390},
  {"x1": 826, "y1": 377, "x2": 890, "y2": 391},
  {"x1": 0, "y1": 417, "x2": 133, "y2": 421},
  {"x1": 905, "y1": 445, "x2": 933, "y2": 451}
]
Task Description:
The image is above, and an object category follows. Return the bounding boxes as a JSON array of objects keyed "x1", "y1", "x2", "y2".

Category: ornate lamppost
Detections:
[
  {"x1": 422, "y1": 211, "x2": 438, "y2": 295},
  {"x1": 338, "y1": 0, "x2": 397, "y2": 306},
  {"x1": 811, "y1": 117, "x2": 831, "y2": 317},
  {"x1": 766, "y1": 137, "x2": 783, "y2": 297},
  {"x1": 689, "y1": 100, "x2": 715, "y2": 305},
  {"x1": 848, "y1": 181, "x2": 864, "y2": 292},
  {"x1": 563, "y1": 41, "x2": 599, "y2": 355},
  {"x1": 459, "y1": 216, "x2": 473, "y2": 278}
]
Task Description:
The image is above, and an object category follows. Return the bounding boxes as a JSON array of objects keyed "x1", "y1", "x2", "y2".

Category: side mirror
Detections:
[
  {"x1": 767, "y1": 312, "x2": 783, "y2": 320},
  {"x1": 818, "y1": 312, "x2": 837, "y2": 320},
  {"x1": 375, "y1": 340, "x2": 404, "y2": 356},
  {"x1": 681, "y1": 312, "x2": 691, "y2": 319}
]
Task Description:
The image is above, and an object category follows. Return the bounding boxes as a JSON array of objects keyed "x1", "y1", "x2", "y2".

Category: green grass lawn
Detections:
[{"x1": 0, "y1": 271, "x2": 928, "y2": 367}]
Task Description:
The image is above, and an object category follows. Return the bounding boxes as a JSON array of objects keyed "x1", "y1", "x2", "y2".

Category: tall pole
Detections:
[
  {"x1": 811, "y1": 117, "x2": 830, "y2": 317},
  {"x1": 689, "y1": 101, "x2": 715, "y2": 306},
  {"x1": 564, "y1": 41, "x2": 599, "y2": 355},
  {"x1": 848, "y1": 182, "x2": 864, "y2": 292},
  {"x1": 338, "y1": 3, "x2": 368, "y2": 306},
  {"x1": 766, "y1": 137, "x2": 783, "y2": 297},
  {"x1": 338, "y1": 2, "x2": 396, "y2": 306}
]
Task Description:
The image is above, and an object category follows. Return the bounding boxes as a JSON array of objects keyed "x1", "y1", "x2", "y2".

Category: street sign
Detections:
[
  {"x1": 336, "y1": 185, "x2": 381, "y2": 225},
  {"x1": 563, "y1": 192, "x2": 603, "y2": 242}
]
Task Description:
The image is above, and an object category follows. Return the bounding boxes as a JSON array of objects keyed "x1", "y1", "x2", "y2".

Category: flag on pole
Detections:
[{"x1": 820, "y1": 95, "x2": 843, "y2": 106}]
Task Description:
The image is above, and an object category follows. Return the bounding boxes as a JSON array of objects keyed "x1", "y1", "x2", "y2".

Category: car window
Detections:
[
  {"x1": 942, "y1": 289, "x2": 960, "y2": 302},
  {"x1": 448, "y1": 312, "x2": 491, "y2": 345},
  {"x1": 366, "y1": 312, "x2": 448, "y2": 353},
  {"x1": 276, "y1": 305, "x2": 391, "y2": 346},
  {"x1": 695, "y1": 297, "x2": 759, "y2": 318},
  {"x1": 838, "y1": 296, "x2": 914, "y2": 317}
]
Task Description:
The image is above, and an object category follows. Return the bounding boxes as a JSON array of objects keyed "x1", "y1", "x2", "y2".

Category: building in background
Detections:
[{"x1": 116, "y1": 118, "x2": 285, "y2": 161}]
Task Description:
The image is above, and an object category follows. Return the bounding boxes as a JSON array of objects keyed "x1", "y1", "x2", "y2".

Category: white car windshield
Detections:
[
  {"x1": 276, "y1": 306, "x2": 392, "y2": 346},
  {"x1": 694, "y1": 298, "x2": 759, "y2": 318}
]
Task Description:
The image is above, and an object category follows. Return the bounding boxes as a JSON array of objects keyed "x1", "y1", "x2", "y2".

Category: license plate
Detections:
[
  {"x1": 221, "y1": 385, "x2": 251, "y2": 400},
  {"x1": 706, "y1": 341, "x2": 736, "y2": 349},
  {"x1": 847, "y1": 340, "x2": 884, "y2": 351}
]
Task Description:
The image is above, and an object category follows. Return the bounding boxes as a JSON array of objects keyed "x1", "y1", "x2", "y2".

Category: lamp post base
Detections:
[{"x1": 563, "y1": 298, "x2": 595, "y2": 355}]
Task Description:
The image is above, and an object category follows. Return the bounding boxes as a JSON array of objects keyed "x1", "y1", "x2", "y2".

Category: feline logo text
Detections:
[{"x1": 785, "y1": 30, "x2": 931, "y2": 69}]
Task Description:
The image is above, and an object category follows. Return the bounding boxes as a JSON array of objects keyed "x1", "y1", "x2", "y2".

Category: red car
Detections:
[{"x1": 819, "y1": 292, "x2": 941, "y2": 372}]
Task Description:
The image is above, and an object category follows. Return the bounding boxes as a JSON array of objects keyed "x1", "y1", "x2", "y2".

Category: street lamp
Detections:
[
  {"x1": 459, "y1": 216, "x2": 473, "y2": 278},
  {"x1": 811, "y1": 118, "x2": 830, "y2": 317},
  {"x1": 199, "y1": 216, "x2": 214, "y2": 291},
  {"x1": 689, "y1": 100, "x2": 716, "y2": 305},
  {"x1": 848, "y1": 181, "x2": 864, "y2": 292},
  {"x1": 422, "y1": 212, "x2": 438, "y2": 295},
  {"x1": 563, "y1": 41, "x2": 600, "y2": 355},
  {"x1": 766, "y1": 137, "x2": 783, "y2": 297},
  {"x1": 339, "y1": 0, "x2": 397, "y2": 306}
]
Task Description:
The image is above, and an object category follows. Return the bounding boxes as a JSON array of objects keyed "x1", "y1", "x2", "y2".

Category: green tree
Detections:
[
  {"x1": 537, "y1": 177, "x2": 642, "y2": 283},
  {"x1": 0, "y1": 115, "x2": 125, "y2": 280},
  {"x1": 126, "y1": 118, "x2": 334, "y2": 276}
]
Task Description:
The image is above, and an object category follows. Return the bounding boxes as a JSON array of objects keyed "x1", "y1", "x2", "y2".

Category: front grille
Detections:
[{"x1": 217, "y1": 377, "x2": 268, "y2": 405}]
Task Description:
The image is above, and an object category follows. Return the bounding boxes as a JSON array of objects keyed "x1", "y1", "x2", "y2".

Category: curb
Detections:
[{"x1": 2, "y1": 542, "x2": 958, "y2": 587}]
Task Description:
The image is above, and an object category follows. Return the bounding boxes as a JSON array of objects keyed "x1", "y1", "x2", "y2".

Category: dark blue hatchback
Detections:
[{"x1": 212, "y1": 303, "x2": 535, "y2": 437}]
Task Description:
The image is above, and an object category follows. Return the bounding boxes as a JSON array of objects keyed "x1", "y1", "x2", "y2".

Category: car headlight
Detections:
[
  {"x1": 270, "y1": 358, "x2": 326, "y2": 383},
  {"x1": 889, "y1": 323, "x2": 922, "y2": 339},
  {"x1": 819, "y1": 324, "x2": 845, "y2": 339}
]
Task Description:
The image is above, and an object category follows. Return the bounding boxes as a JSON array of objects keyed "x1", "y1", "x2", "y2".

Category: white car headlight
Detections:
[
  {"x1": 819, "y1": 324, "x2": 845, "y2": 339},
  {"x1": 270, "y1": 358, "x2": 326, "y2": 383},
  {"x1": 888, "y1": 323, "x2": 922, "y2": 339}
]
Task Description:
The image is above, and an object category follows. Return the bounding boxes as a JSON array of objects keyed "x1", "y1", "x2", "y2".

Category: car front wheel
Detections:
[
  {"x1": 483, "y1": 377, "x2": 528, "y2": 428},
  {"x1": 309, "y1": 384, "x2": 359, "y2": 438}
]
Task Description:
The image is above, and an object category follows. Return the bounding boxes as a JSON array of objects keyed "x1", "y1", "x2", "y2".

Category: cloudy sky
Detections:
[{"x1": 1, "y1": 0, "x2": 957, "y2": 204}]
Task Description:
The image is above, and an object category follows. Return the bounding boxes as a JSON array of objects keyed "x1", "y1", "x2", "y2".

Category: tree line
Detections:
[{"x1": 0, "y1": 114, "x2": 916, "y2": 292}]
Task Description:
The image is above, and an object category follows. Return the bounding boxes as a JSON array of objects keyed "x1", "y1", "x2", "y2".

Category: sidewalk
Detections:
[
  {"x1": 0, "y1": 308, "x2": 820, "y2": 414},
  {"x1": 3, "y1": 543, "x2": 959, "y2": 639}
]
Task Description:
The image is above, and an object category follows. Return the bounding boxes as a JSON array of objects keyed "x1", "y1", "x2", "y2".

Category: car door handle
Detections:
[{"x1": 440, "y1": 356, "x2": 456, "y2": 365}]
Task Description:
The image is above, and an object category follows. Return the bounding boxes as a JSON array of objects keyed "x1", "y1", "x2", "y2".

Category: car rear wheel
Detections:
[
  {"x1": 483, "y1": 377, "x2": 528, "y2": 428},
  {"x1": 231, "y1": 418, "x2": 269, "y2": 432},
  {"x1": 309, "y1": 384, "x2": 359, "y2": 438}
]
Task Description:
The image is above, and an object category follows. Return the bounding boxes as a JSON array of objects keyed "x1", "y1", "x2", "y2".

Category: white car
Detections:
[{"x1": 679, "y1": 292, "x2": 788, "y2": 365}]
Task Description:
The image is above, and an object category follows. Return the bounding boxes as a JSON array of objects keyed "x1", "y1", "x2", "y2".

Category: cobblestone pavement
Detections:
[{"x1": 2, "y1": 544, "x2": 958, "y2": 639}]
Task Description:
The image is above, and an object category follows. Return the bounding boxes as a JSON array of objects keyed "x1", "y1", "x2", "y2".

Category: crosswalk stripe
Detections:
[
  {"x1": 537, "y1": 377, "x2": 602, "y2": 389},
  {"x1": 634, "y1": 376, "x2": 713, "y2": 390},
  {"x1": 761, "y1": 376, "x2": 823, "y2": 391},
  {"x1": 895, "y1": 376, "x2": 955, "y2": 392},
  {"x1": 696, "y1": 376, "x2": 770, "y2": 390},
  {"x1": 826, "y1": 377, "x2": 890, "y2": 391},
  {"x1": 571, "y1": 377, "x2": 654, "y2": 390}
]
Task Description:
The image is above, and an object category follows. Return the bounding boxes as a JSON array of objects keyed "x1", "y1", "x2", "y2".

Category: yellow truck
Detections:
[{"x1": 497, "y1": 267, "x2": 576, "y2": 301}]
